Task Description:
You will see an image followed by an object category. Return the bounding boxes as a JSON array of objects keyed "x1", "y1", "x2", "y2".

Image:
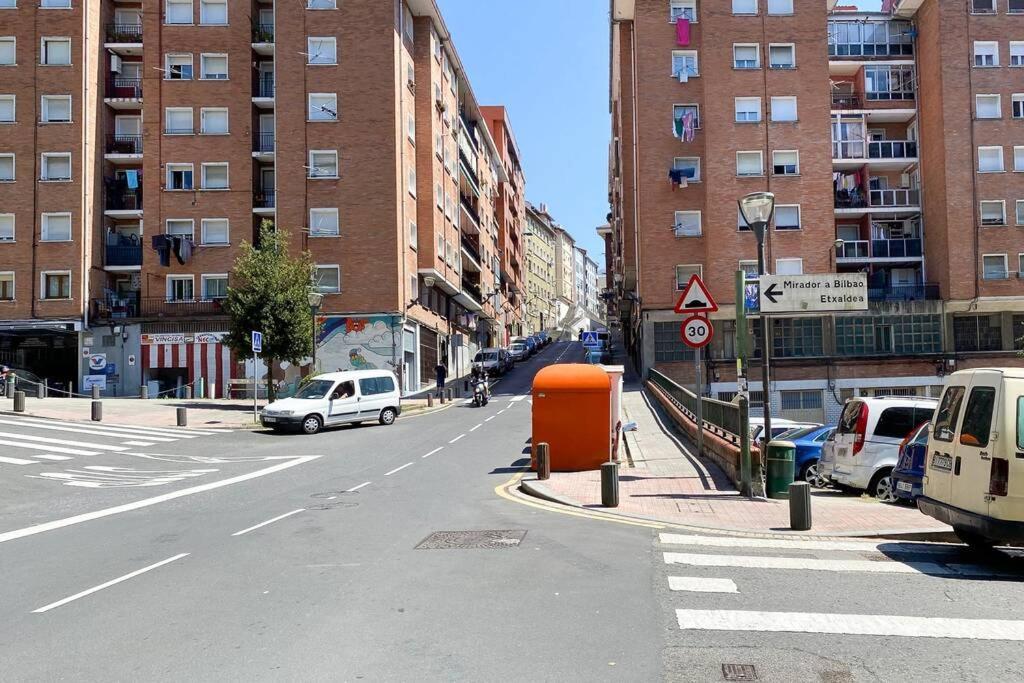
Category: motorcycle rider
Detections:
[{"x1": 471, "y1": 363, "x2": 490, "y2": 405}]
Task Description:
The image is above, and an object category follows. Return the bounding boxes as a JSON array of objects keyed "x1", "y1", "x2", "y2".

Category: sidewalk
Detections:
[{"x1": 522, "y1": 374, "x2": 952, "y2": 539}]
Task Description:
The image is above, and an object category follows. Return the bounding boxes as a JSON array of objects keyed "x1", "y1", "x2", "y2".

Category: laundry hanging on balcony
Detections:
[
  {"x1": 675, "y1": 18, "x2": 690, "y2": 47},
  {"x1": 125, "y1": 169, "x2": 139, "y2": 189},
  {"x1": 674, "y1": 111, "x2": 696, "y2": 143},
  {"x1": 151, "y1": 234, "x2": 172, "y2": 267}
]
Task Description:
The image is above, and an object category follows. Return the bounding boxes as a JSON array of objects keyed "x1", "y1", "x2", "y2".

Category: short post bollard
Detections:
[
  {"x1": 91, "y1": 385, "x2": 100, "y2": 400},
  {"x1": 140, "y1": 385, "x2": 149, "y2": 400},
  {"x1": 601, "y1": 461, "x2": 619, "y2": 507},
  {"x1": 789, "y1": 481, "x2": 812, "y2": 531},
  {"x1": 427, "y1": 394, "x2": 434, "y2": 408},
  {"x1": 446, "y1": 388, "x2": 453, "y2": 402},
  {"x1": 36, "y1": 383, "x2": 44, "y2": 399},
  {"x1": 439, "y1": 391, "x2": 446, "y2": 405},
  {"x1": 13, "y1": 390, "x2": 25, "y2": 412},
  {"x1": 184, "y1": 385, "x2": 192, "y2": 400},
  {"x1": 536, "y1": 442, "x2": 551, "y2": 480},
  {"x1": 91, "y1": 400, "x2": 102, "y2": 422},
  {"x1": 5, "y1": 379, "x2": 13, "y2": 399},
  {"x1": 177, "y1": 407, "x2": 187, "y2": 427}
]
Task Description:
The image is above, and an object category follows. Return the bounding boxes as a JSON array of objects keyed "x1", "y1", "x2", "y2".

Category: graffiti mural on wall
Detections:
[{"x1": 317, "y1": 316, "x2": 399, "y2": 373}]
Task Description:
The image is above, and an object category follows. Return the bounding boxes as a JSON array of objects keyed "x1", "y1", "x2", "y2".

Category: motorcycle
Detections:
[{"x1": 472, "y1": 373, "x2": 490, "y2": 407}]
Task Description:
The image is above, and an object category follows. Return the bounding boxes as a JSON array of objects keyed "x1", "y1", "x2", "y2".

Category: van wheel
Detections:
[
  {"x1": 379, "y1": 407, "x2": 398, "y2": 426},
  {"x1": 301, "y1": 415, "x2": 323, "y2": 435},
  {"x1": 954, "y1": 527, "x2": 997, "y2": 551},
  {"x1": 870, "y1": 468, "x2": 897, "y2": 503}
]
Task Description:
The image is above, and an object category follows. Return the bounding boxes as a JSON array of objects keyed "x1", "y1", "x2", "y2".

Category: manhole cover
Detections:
[
  {"x1": 722, "y1": 663, "x2": 757, "y2": 681},
  {"x1": 415, "y1": 530, "x2": 527, "y2": 550},
  {"x1": 308, "y1": 501, "x2": 359, "y2": 510}
]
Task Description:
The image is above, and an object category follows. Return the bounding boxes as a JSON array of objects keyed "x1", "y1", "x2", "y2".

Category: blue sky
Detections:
[{"x1": 437, "y1": 0, "x2": 610, "y2": 265}]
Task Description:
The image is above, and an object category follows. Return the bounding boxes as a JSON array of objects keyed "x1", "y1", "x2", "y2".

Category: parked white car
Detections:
[
  {"x1": 260, "y1": 370, "x2": 401, "y2": 434},
  {"x1": 828, "y1": 395, "x2": 937, "y2": 501}
]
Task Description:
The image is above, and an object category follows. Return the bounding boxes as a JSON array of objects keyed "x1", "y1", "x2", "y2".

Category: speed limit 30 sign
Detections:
[{"x1": 681, "y1": 315, "x2": 714, "y2": 349}]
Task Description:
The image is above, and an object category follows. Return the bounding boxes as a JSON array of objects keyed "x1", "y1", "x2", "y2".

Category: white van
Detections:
[
  {"x1": 829, "y1": 395, "x2": 937, "y2": 500},
  {"x1": 918, "y1": 368, "x2": 1024, "y2": 548},
  {"x1": 260, "y1": 370, "x2": 401, "y2": 434}
]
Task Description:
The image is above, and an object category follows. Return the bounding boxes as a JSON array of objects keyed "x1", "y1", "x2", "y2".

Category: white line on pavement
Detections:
[
  {"x1": 0, "y1": 455, "x2": 39, "y2": 465},
  {"x1": 4, "y1": 416, "x2": 200, "y2": 439},
  {"x1": 658, "y1": 533, "x2": 959, "y2": 555},
  {"x1": 101, "y1": 423, "x2": 223, "y2": 436},
  {"x1": 449, "y1": 434, "x2": 465, "y2": 444},
  {"x1": 0, "y1": 440, "x2": 99, "y2": 457},
  {"x1": 0, "y1": 418, "x2": 179, "y2": 443},
  {"x1": 484, "y1": 416, "x2": 495, "y2": 422},
  {"x1": 32, "y1": 553, "x2": 190, "y2": 613},
  {"x1": 510, "y1": 395, "x2": 528, "y2": 402},
  {"x1": 385, "y1": 462, "x2": 414, "y2": 476},
  {"x1": 663, "y1": 552, "x2": 961, "y2": 576},
  {"x1": 668, "y1": 577, "x2": 739, "y2": 593},
  {"x1": 497, "y1": 409, "x2": 506, "y2": 415},
  {"x1": 469, "y1": 424, "x2": 482, "y2": 432},
  {"x1": 346, "y1": 481, "x2": 372, "y2": 492},
  {"x1": 232, "y1": 509, "x2": 306, "y2": 537},
  {"x1": 32, "y1": 454, "x2": 73, "y2": 461},
  {"x1": 0, "y1": 456, "x2": 320, "y2": 545},
  {"x1": 122, "y1": 441, "x2": 157, "y2": 447},
  {"x1": 0, "y1": 431, "x2": 129, "y2": 452},
  {"x1": 422, "y1": 447, "x2": 443, "y2": 458},
  {"x1": 675, "y1": 609, "x2": 1024, "y2": 640}
]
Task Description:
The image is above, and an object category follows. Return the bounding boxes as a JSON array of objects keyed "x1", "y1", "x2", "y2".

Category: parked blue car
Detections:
[
  {"x1": 783, "y1": 425, "x2": 836, "y2": 486},
  {"x1": 892, "y1": 422, "x2": 929, "y2": 503}
]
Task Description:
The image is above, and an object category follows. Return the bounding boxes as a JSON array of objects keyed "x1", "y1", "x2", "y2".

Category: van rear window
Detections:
[
  {"x1": 874, "y1": 407, "x2": 917, "y2": 439},
  {"x1": 959, "y1": 387, "x2": 995, "y2": 448},
  {"x1": 933, "y1": 386, "x2": 965, "y2": 442},
  {"x1": 837, "y1": 401, "x2": 863, "y2": 434}
]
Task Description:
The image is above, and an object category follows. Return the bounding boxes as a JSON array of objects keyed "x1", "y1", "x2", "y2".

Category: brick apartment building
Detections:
[
  {"x1": 0, "y1": 0, "x2": 524, "y2": 397},
  {"x1": 608, "y1": 0, "x2": 1024, "y2": 424},
  {"x1": 524, "y1": 202, "x2": 558, "y2": 334}
]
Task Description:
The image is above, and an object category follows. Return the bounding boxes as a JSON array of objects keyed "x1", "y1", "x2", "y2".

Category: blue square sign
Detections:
[{"x1": 252, "y1": 331, "x2": 263, "y2": 353}]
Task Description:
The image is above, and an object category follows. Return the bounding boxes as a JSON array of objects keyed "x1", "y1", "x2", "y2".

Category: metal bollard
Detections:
[
  {"x1": 601, "y1": 461, "x2": 619, "y2": 507},
  {"x1": 13, "y1": 390, "x2": 25, "y2": 412},
  {"x1": 91, "y1": 385, "x2": 100, "y2": 400},
  {"x1": 427, "y1": 394, "x2": 434, "y2": 408},
  {"x1": 184, "y1": 386, "x2": 192, "y2": 400},
  {"x1": 789, "y1": 481, "x2": 813, "y2": 531},
  {"x1": 439, "y1": 391, "x2": 446, "y2": 405},
  {"x1": 446, "y1": 388, "x2": 453, "y2": 402},
  {"x1": 91, "y1": 400, "x2": 102, "y2": 422},
  {"x1": 36, "y1": 383, "x2": 44, "y2": 399},
  {"x1": 5, "y1": 379, "x2": 13, "y2": 399},
  {"x1": 536, "y1": 442, "x2": 551, "y2": 480},
  {"x1": 177, "y1": 407, "x2": 187, "y2": 427},
  {"x1": 140, "y1": 385, "x2": 149, "y2": 400}
]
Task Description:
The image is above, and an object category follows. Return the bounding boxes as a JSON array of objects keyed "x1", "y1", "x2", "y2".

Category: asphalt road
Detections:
[{"x1": 2, "y1": 339, "x2": 1023, "y2": 681}]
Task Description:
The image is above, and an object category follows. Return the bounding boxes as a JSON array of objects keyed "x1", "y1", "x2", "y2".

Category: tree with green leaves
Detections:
[{"x1": 223, "y1": 221, "x2": 314, "y2": 402}]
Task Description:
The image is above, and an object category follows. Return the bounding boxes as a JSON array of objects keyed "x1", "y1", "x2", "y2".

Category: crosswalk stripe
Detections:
[
  {"x1": 0, "y1": 417, "x2": 180, "y2": 442},
  {"x1": 668, "y1": 577, "x2": 739, "y2": 593},
  {"x1": 121, "y1": 441, "x2": 157, "y2": 447},
  {"x1": 32, "y1": 454, "x2": 73, "y2": 461},
  {"x1": 0, "y1": 440, "x2": 99, "y2": 456},
  {"x1": 664, "y1": 552, "x2": 960, "y2": 576},
  {"x1": 0, "y1": 455, "x2": 40, "y2": 465},
  {"x1": 675, "y1": 609, "x2": 1024, "y2": 640},
  {"x1": 0, "y1": 431, "x2": 129, "y2": 452},
  {"x1": 100, "y1": 423, "x2": 223, "y2": 436},
  {"x1": 658, "y1": 533, "x2": 957, "y2": 555},
  {"x1": 510, "y1": 395, "x2": 528, "y2": 402}
]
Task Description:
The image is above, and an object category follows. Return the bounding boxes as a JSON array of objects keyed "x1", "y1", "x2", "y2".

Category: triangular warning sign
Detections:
[{"x1": 674, "y1": 274, "x2": 718, "y2": 314}]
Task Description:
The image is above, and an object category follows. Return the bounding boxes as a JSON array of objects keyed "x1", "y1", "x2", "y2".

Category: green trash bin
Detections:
[{"x1": 765, "y1": 440, "x2": 796, "y2": 500}]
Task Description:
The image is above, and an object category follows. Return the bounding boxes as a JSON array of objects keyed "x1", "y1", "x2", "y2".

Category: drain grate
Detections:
[
  {"x1": 722, "y1": 664, "x2": 757, "y2": 681},
  {"x1": 415, "y1": 529, "x2": 527, "y2": 550}
]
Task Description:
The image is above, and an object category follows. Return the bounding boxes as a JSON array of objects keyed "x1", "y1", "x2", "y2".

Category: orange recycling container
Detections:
[{"x1": 531, "y1": 364, "x2": 612, "y2": 472}]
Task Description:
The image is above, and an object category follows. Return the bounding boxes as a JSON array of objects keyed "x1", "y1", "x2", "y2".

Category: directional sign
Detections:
[
  {"x1": 252, "y1": 331, "x2": 263, "y2": 354},
  {"x1": 681, "y1": 316, "x2": 714, "y2": 349},
  {"x1": 758, "y1": 273, "x2": 869, "y2": 314},
  {"x1": 581, "y1": 331, "x2": 601, "y2": 348},
  {"x1": 674, "y1": 274, "x2": 718, "y2": 315}
]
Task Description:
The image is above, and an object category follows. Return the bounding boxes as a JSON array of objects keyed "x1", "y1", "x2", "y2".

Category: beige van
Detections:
[{"x1": 918, "y1": 368, "x2": 1024, "y2": 548}]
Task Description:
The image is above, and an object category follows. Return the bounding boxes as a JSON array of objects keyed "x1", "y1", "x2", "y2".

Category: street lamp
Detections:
[
  {"x1": 738, "y1": 191, "x2": 776, "y2": 460},
  {"x1": 308, "y1": 290, "x2": 324, "y2": 375},
  {"x1": 830, "y1": 238, "x2": 845, "y2": 272}
]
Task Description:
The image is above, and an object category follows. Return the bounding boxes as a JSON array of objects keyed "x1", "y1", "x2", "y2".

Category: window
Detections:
[
  {"x1": 772, "y1": 317, "x2": 823, "y2": 358},
  {"x1": 407, "y1": 112, "x2": 415, "y2": 142},
  {"x1": 201, "y1": 162, "x2": 228, "y2": 189},
  {"x1": 873, "y1": 407, "x2": 920, "y2": 439},
  {"x1": 774, "y1": 205, "x2": 800, "y2": 230},
  {"x1": 767, "y1": 0, "x2": 793, "y2": 14},
  {"x1": 200, "y1": 218, "x2": 228, "y2": 245},
  {"x1": 736, "y1": 151, "x2": 763, "y2": 176},
  {"x1": 409, "y1": 221, "x2": 417, "y2": 249},
  {"x1": 775, "y1": 257, "x2": 803, "y2": 275},
  {"x1": 734, "y1": 97, "x2": 761, "y2": 122},
  {"x1": 772, "y1": 150, "x2": 798, "y2": 175},
  {"x1": 1014, "y1": 95, "x2": 1024, "y2": 119},
  {"x1": 360, "y1": 376, "x2": 395, "y2": 396},
  {"x1": 733, "y1": 0, "x2": 757, "y2": 14},
  {"x1": 40, "y1": 153, "x2": 71, "y2": 180},
  {"x1": 166, "y1": 163, "x2": 193, "y2": 190},
  {"x1": 308, "y1": 150, "x2": 338, "y2": 178},
  {"x1": 41, "y1": 212, "x2": 71, "y2": 241},
  {"x1": 769, "y1": 44, "x2": 795, "y2": 68},
  {"x1": 42, "y1": 271, "x2": 70, "y2": 300},
  {"x1": 770, "y1": 96, "x2": 797, "y2": 122},
  {"x1": 974, "y1": 41, "x2": 998, "y2": 67},
  {"x1": 200, "y1": 107, "x2": 228, "y2": 134},
  {"x1": 408, "y1": 168, "x2": 416, "y2": 197},
  {"x1": 165, "y1": 219, "x2": 194, "y2": 239},
  {"x1": 202, "y1": 275, "x2": 228, "y2": 300},
  {"x1": 739, "y1": 260, "x2": 759, "y2": 280},
  {"x1": 1016, "y1": 147, "x2": 1024, "y2": 172},
  {"x1": 165, "y1": 54, "x2": 193, "y2": 80},
  {"x1": 673, "y1": 157, "x2": 700, "y2": 182},
  {"x1": 200, "y1": 53, "x2": 227, "y2": 79},
  {"x1": 41, "y1": 0, "x2": 71, "y2": 6},
  {"x1": 0, "y1": 153, "x2": 13, "y2": 181},
  {"x1": 733, "y1": 44, "x2": 759, "y2": 69},
  {"x1": 983, "y1": 254, "x2": 1008, "y2": 279},
  {"x1": 167, "y1": 275, "x2": 195, "y2": 301},
  {"x1": 434, "y1": 133, "x2": 443, "y2": 158},
  {"x1": 780, "y1": 390, "x2": 822, "y2": 411},
  {"x1": 933, "y1": 385, "x2": 966, "y2": 441},
  {"x1": 1012, "y1": 0, "x2": 1024, "y2": 12},
  {"x1": 435, "y1": 184, "x2": 443, "y2": 208},
  {"x1": 309, "y1": 208, "x2": 339, "y2": 236},
  {"x1": 654, "y1": 321, "x2": 695, "y2": 362},
  {"x1": 164, "y1": 107, "x2": 192, "y2": 134},
  {"x1": 835, "y1": 315, "x2": 942, "y2": 356},
  {"x1": 41, "y1": 95, "x2": 70, "y2": 122},
  {"x1": 675, "y1": 264, "x2": 702, "y2": 290},
  {"x1": 307, "y1": 37, "x2": 337, "y2": 65},
  {"x1": 979, "y1": 146, "x2": 1004, "y2": 172},
  {"x1": 1012, "y1": 42, "x2": 1024, "y2": 67},
  {"x1": 960, "y1": 387, "x2": 996, "y2": 447},
  {"x1": 672, "y1": 104, "x2": 700, "y2": 136},
  {"x1": 314, "y1": 265, "x2": 340, "y2": 293},
  {"x1": 308, "y1": 93, "x2": 337, "y2": 121},
  {"x1": 0, "y1": 95, "x2": 12, "y2": 122},
  {"x1": 976, "y1": 94, "x2": 1001, "y2": 119},
  {"x1": 971, "y1": 0, "x2": 996, "y2": 12},
  {"x1": 0, "y1": 38, "x2": 14, "y2": 65},
  {"x1": 165, "y1": 0, "x2": 192, "y2": 24},
  {"x1": 0, "y1": 214, "x2": 11, "y2": 241},
  {"x1": 670, "y1": 0, "x2": 697, "y2": 21},
  {"x1": 199, "y1": 0, "x2": 226, "y2": 25},
  {"x1": 954, "y1": 314, "x2": 1002, "y2": 351},
  {"x1": 671, "y1": 50, "x2": 698, "y2": 78},
  {"x1": 307, "y1": 0, "x2": 335, "y2": 7},
  {"x1": 673, "y1": 211, "x2": 701, "y2": 237},
  {"x1": 0, "y1": 272, "x2": 11, "y2": 300},
  {"x1": 1016, "y1": 200, "x2": 1024, "y2": 226},
  {"x1": 41, "y1": 38, "x2": 71, "y2": 66}
]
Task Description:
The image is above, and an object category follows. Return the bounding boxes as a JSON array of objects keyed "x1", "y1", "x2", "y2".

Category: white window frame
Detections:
[
  {"x1": 768, "y1": 43, "x2": 796, "y2": 69},
  {"x1": 165, "y1": 163, "x2": 193, "y2": 190},
  {"x1": 0, "y1": 94, "x2": 13, "y2": 122},
  {"x1": 307, "y1": 93, "x2": 337, "y2": 121},
  {"x1": 673, "y1": 211, "x2": 702, "y2": 238},
  {"x1": 734, "y1": 97, "x2": 761, "y2": 123},
  {"x1": 0, "y1": 38, "x2": 15, "y2": 66},
  {"x1": 1014, "y1": 146, "x2": 1024, "y2": 172},
  {"x1": 982, "y1": 254, "x2": 1008, "y2": 280},
  {"x1": 1014, "y1": 94, "x2": 1024, "y2": 119},
  {"x1": 974, "y1": 41, "x2": 999, "y2": 67},
  {"x1": 165, "y1": 0, "x2": 193, "y2": 24},
  {"x1": 1011, "y1": 42, "x2": 1024, "y2": 67},
  {"x1": 0, "y1": 271, "x2": 13, "y2": 301},
  {"x1": 408, "y1": 168, "x2": 416, "y2": 197},
  {"x1": 975, "y1": 93, "x2": 1001, "y2": 119},
  {"x1": 767, "y1": 0, "x2": 793, "y2": 14},
  {"x1": 165, "y1": 218, "x2": 195, "y2": 239},
  {"x1": 732, "y1": 0, "x2": 757, "y2": 15},
  {"x1": 1016, "y1": 200, "x2": 1024, "y2": 226},
  {"x1": 0, "y1": 153, "x2": 14, "y2": 181},
  {"x1": 309, "y1": 208, "x2": 339, "y2": 237},
  {"x1": 40, "y1": 270, "x2": 71, "y2": 300},
  {"x1": 978, "y1": 146, "x2": 1005, "y2": 173},
  {"x1": 314, "y1": 265, "x2": 341, "y2": 293},
  {"x1": 673, "y1": 156, "x2": 701, "y2": 183},
  {"x1": 40, "y1": 94, "x2": 71, "y2": 123},
  {"x1": 199, "y1": 53, "x2": 227, "y2": 79},
  {"x1": 200, "y1": 162, "x2": 229, "y2": 190},
  {"x1": 736, "y1": 150, "x2": 764, "y2": 177},
  {"x1": 308, "y1": 150, "x2": 338, "y2": 179},
  {"x1": 307, "y1": 37, "x2": 337, "y2": 65},
  {"x1": 0, "y1": 213, "x2": 12, "y2": 241},
  {"x1": 200, "y1": 218, "x2": 229, "y2": 245},
  {"x1": 980, "y1": 200, "x2": 1007, "y2": 225},
  {"x1": 307, "y1": 0, "x2": 336, "y2": 8},
  {"x1": 733, "y1": 43, "x2": 760, "y2": 69},
  {"x1": 770, "y1": 95, "x2": 798, "y2": 122},
  {"x1": 201, "y1": 274, "x2": 228, "y2": 300},
  {"x1": 739, "y1": 260, "x2": 759, "y2": 280},
  {"x1": 772, "y1": 149, "x2": 799, "y2": 175},
  {"x1": 166, "y1": 274, "x2": 195, "y2": 301},
  {"x1": 40, "y1": 37, "x2": 71, "y2": 66},
  {"x1": 40, "y1": 0, "x2": 72, "y2": 7},
  {"x1": 165, "y1": 53, "x2": 193, "y2": 80},
  {"x1": 670, "y1": 0, "x2": 697, "y2": 22},
  {"x1": 409, "y1": 220, "x2": 417, "y2": 250},
  {"x1": 671, "y1": 50, "x2": 699, "y2": 78},
  {"x1": 675, "y1": 264, "x2": 703, "y2": 291},
  {"x1": 199, "y1": 107, "x2": 228, "y2": 134},
  {"x1": 774, "y1": 204, "x2": 801, "y2": 231},
  {"x1": 198, "y1": 0, "x2": 227, "y2": 25},
  {"x1": 40, "y1": 152, "x2": 71, "y2": 181},
  {"x1": 40, "y1": 212, "x2": 71, "y2": 241},
  {"x1": 775, "y1": 257, "x2": 804, "y2": 275},
  {"x1": 971, "y1": 0, "x2": 996, "y2": 13},
  {"x1": 164, "y1": 106, "x2": 193, "y2": 134}
]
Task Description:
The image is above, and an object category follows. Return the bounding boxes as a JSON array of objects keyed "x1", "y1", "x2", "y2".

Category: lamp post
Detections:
[
  {"x1": 738, "y1": 191, "x2": 776, "y2": 454},
  {"x1": 308, "y1": 290, "x2": 323, "y2": 376},
  {"x1": 830, "y1": 238, "x2": 845, "y2": 272}
]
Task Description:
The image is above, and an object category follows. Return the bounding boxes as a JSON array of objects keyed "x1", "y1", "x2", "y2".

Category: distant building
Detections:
[
  {"x1": 552, "y1": 225, "x2": 577, "y2": 326},
  {"x1": 525, "y1": 203, "x2": 558, "y2": 332}
]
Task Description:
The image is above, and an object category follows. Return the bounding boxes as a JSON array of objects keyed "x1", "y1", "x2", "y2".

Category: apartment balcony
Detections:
[
  {"x1": 104, "y1": 24, "x2": 142, "y2": 55},
  {"x1": 104, "y1": 134, "x2": 142, "y2": 163},
  {"x1": 832, "y1": 139, "x2": 918, "y2": 170},
  {"x1": 868, "y1": 282, "x2": 939, "y2": 302},
  {"x1": 455, "y1": 279, "x2": 484, "y2": 312},
  {"x1": 251, "y1": 24, "x2": 274, "y2": 55},
  {"x1": 837, "y1": 239, "x2": 870, "y2": 260},
  {"x1": 837, "y1": 237, "x2": 923, "y2": 262},
  {"x1": 460, "y1": 195, "x2": 481, "y2": 233},
  {"x1": 105, "y1": 77, "x2": 142, "y2": 109},
  {"x1": 104, "y1": 243, "x2": 142, "y2": 269},
  {"x1": 252, "y1": 77, "x2": 275, "y2": 108},
  {"x1": 253, "y1": 190, "x2": 276, "y2": 215},
  {"x1": 91, "y1": 294, "x2": 226, "y2": 321},
  {"x1": 461, "y1": 235, "x2": 481, "y2": 272},
  {"x1": 252, "y1": 132, "x2": 275, "y2": 160},
  {"x1": 827, "y1": 20, "x2": 915, "y2": 59},
  {"x1": 835, "y1": 188, "x2": 920, "y2": 214},
  {"x1": 104, "y1": 188, "x2": 143, "y2": 218}
]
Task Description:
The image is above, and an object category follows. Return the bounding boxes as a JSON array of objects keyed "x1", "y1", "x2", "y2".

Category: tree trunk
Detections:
[{"x1": 265, "y1": 356, "x2": 275, "y2": 403}]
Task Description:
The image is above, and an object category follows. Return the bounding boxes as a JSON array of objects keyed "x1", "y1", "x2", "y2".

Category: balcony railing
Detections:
[
  {"x1": 834, "y1": 189, "x2": 868, "y2": 209},
  {"x1": 827, "y1": 20, "x2": 915, "y2": 58},
  {"x1": 106, "y1": 134, "x2": 142, "y2": 154},
  {"x1": 460, "y1": 195, "x2": 481, "y2": 227},
  {"x1": 252, "y1": 23, "x2": 274, "y2": 43},
  {"x1": 255, "y1": 76, "x2": 274, "y2": 98},
  {"x1": 837, "y1": 240, "x2": 869, "y2": 259},
  {"x1": 461, "y1": 279, "x2": 482, "y2": 303},
  {"x1": 869, "y1": 140, "x2": 917, "y2": 159},
  {"x1": 106, "y1": 23, "x2": 142, "y2": 43},
  {"x1": 831, "y1": 93, "x2": 863, "y2": 109},
  {"x1": 253, "y1": 132, "x2": 275, "y2": 153},
  {"x1": 833, "y1": 141, "x2": 866, "y2": 159},
  {"x1": 106, "y1": 188, "x2": 142, "y2": 211},
  {"x1": 871, "y1": 237, "x2": 922, "y2": 258},
  {"x1": 868, "y1": 282, "x2": 940, "y2": 302},
  {"x1": 108, "y1": 77, "x2": 142, "y2": 99},
  {"x1": 92, "y1": 294, "x2": 226, "y2": 321},
  {"x1": 253, "y1": 190, "x2": 276, "y2": 208},
  {"x1": 461, "y1": 235, "x2": 480, "y2": 263},
  {"x1": 105, "y1": 243, "x2": 142, "y2": 267},
  {"x1": 870, "y1": 188, "x2": 919, "y2": 207}
]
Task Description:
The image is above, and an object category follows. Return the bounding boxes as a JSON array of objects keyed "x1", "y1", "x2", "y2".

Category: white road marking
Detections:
[
  {"x1": 101, "y1": 423, "x2": 223, "y2": 436},
  {"x1": 658, "y1": 533, "x2": 958, "y2": 555},
  {"x1": 469, "y1": 424, "x2": 482, "y2": 432},
  {"x1": 497, "y1": 409, "x2": 507, "y2": 415},
  {"x1": 484, "y1": 416, "x2": 495, "y2": 422},
  {"x1": 32, "y1": 455, "x2": 73, "y2": 461},
  {"x1": 0, "y1": 431, "x2": 128, "y2": 452},
  {"x1": 668, "y1": 577, "x2": 739, "y2": 593},
  {"x1": 385, "y1": 462, "x2": 414, "y2": 476},
  {"x1": 0, "y1": 455, "x2": 39, "y2": 465},
  {"x1": 422, "y1": 447, "x2": 443, "y2": 459},
  {"x1": 0, "y1": 440, "x2": 99, "y2": 457},
  {"x1": 1, "y1": 416, "x2": 194, "y2": 440},
  {"x1": 449, "y1": 434, "x2": 465, "y2": 444},
  {"x1": 122, "y1": 441, "x2": 157, "y2": 447},
  {"x1": 346, "y1": 481, "x2": 371, "y2": 492},
  {"x1": 231, "y1": 509, "x2": 305, "y2": 537},
  {"x1": 0, "y1": 455, "x2": 320, "y2": 545},
  {"x1": 662, "y1": 552, "x2": 996, "y2": 577},
  {"x1": 511, "y1": 395, "x2": 528, "y2": 402},
  {"x1": 0, "y1": 418, "x2": 178, "y2": 443},
  {"x1": 675, "y1": 609, "x2": 1024, "y2": 641},
  {"x1": 32, "y1": 553, "x2": 190, "y2": 613}
]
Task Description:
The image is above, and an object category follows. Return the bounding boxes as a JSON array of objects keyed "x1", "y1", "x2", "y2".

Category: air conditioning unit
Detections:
[{"x1": 110, "y1": 54, "x2": 122, "y2": 73}]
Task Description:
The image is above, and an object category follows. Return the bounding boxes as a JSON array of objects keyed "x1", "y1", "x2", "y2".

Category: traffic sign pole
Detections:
[
  {"x1": 695, "y1": 343, "x2": 703, "y2": 459},
  {"x1": 735, "y1": 269, "x2": 751, "y2": 497}
]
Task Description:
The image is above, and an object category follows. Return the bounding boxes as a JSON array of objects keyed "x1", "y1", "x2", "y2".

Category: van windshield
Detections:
[
  {"x1": 474, "y1": 353, "x2": 497, "y2": 362},
  {"x1": 295, "y1": 379, "x2": 335, "y2": 399}
]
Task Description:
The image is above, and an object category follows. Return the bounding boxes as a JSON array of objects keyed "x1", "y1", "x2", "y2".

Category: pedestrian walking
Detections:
[{"x1": 435, "y1": 362, "x2": 447, "y2": 397}]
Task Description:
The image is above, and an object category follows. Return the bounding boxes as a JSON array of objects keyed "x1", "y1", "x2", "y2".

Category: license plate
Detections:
[
  {"x1": 263, "y1": 416, "x2": 276, "y2": 423},
  {"x1": 931, "y1": 453, "x2": 953, "y2": 471},
  {"x1": 896, "y1": 481, "x2": 913, "y2": 492}
]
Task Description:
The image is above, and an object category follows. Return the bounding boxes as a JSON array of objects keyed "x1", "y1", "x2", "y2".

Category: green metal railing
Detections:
[{"x1": 649, "y1": 368, "x2": 742, "y2": 442}]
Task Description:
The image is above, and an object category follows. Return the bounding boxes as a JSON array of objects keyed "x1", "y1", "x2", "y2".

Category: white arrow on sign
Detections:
[{"x1": 758, "y1": 273, "x2": 869, "y2": 313}]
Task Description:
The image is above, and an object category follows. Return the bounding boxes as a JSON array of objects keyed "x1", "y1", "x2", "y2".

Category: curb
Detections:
[{"x1": 519, "y1": 476, "x2": 585, "y2": 507}]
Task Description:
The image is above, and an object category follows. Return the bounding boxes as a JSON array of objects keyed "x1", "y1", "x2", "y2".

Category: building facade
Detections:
[
  {"x1": 524, "y1": 202, "x2": 557, "y2": 334},
  {"x1": 552, "y1": 224, "x2": 577, "y2": 326},
  {"x1": 608, "y1": 0, "x2": 1024, "y2": 424},
  {"x1": 0, "y1": 0, "x2": 522, "y2": 397}
]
